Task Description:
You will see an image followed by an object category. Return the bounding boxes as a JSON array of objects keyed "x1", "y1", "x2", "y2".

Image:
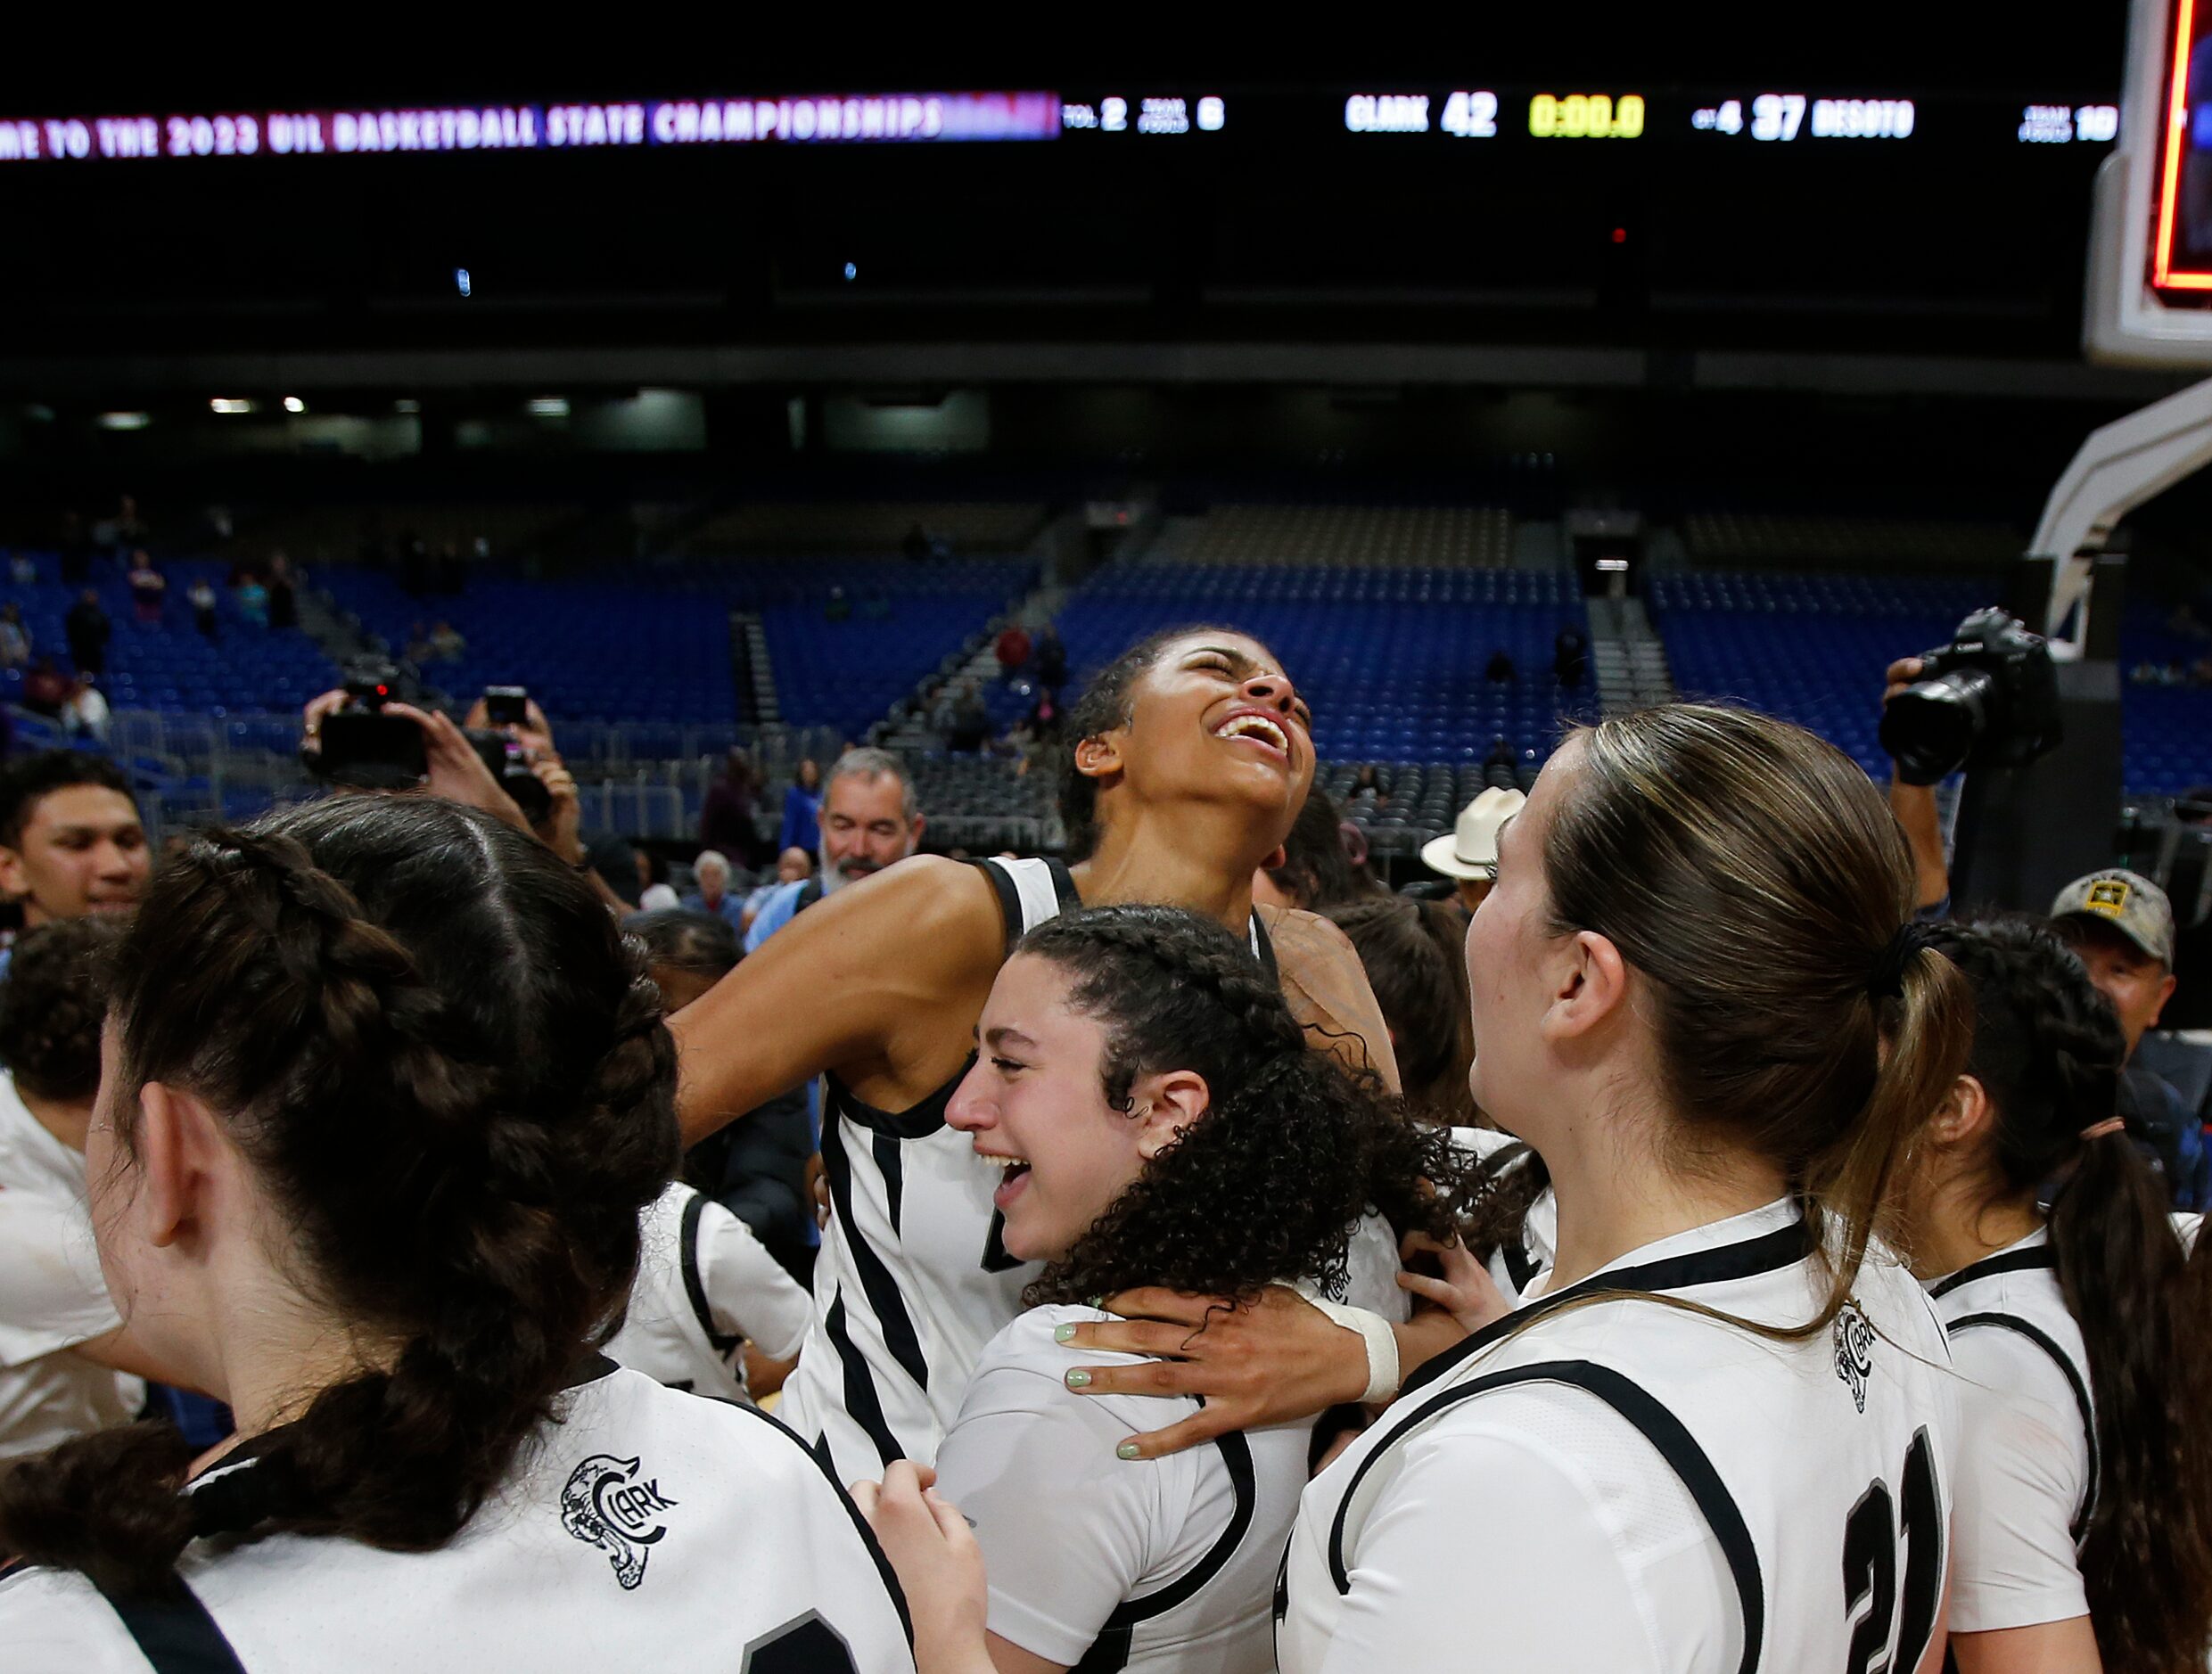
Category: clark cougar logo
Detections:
[
  {"x1": 1833, "y1": 1300, "x2": 1876, "y2": 1415},
  {"x1": 561, "y1": 1454, "x2": 679, "y2": 1589}
]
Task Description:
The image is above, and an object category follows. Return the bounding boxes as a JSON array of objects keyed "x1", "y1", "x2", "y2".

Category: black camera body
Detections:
[
  {"x1": 1879, "y1": 607, "x2": 2062, "y2": 787},
  {"x1": 313, "y1": 661, "x2": 426, "y2": 788},
  {"x1": 465, "y1": 727, "x2": 552, "y2": 825}
]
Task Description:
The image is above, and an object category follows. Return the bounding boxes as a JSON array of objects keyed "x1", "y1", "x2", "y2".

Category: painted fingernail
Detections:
[
  {"x1": 1087, "y1": 1295, "x2": 1106, "y2": 1309},
  {"x1": 1064, "y1": 1369, "x2": 1092, "y2": 1389},
  {"x1": 1116, "y1": 1442, "x2": 1141, "y2": 1461},
  {"x1": 1054, "y1": 1324, "x2": 1078, "y2": 1343}
]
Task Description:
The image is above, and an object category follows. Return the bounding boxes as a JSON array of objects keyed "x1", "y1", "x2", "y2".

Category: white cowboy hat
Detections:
[{"x1": 1420, "y1": 787, "x2": 1527, "y2": 881}]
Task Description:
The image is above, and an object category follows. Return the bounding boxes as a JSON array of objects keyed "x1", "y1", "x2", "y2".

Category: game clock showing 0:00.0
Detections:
[{"x1": 1527, "y1": 93, "x2": 1645, "y2": 138}]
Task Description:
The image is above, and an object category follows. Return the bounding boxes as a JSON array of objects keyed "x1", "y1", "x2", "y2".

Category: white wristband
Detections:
[{"x1": 1306, "y1": 1298, "x2": 1401, "y2": 1404}]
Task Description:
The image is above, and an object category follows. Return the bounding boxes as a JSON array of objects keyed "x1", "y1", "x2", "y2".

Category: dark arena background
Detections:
[{"x1": 2, "y1": 26, "x2": 2209, "y2": 1039}]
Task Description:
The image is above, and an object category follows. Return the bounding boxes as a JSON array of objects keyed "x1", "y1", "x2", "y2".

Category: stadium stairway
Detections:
[
  {"x1": 882, "y1": 581, "x2": 1068, "y2": 751},
  {"x1": 1588, "y1": 597, "x2": 1676, "y2": 715},
  {"x1": 738, "y1": 613, "x2": 780, "y2": 724}
]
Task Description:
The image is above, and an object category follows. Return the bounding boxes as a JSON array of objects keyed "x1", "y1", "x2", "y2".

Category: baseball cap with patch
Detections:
[{"x1": 2050, "y1": 868, "x2": 2175, "y2": 965}]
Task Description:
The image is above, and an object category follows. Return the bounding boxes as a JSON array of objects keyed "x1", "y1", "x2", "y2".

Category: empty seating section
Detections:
[
  {"x1": 325, "y1": 570, "x2": 742, "y2": 726},
  {"x1": 320, "y1": 558, "x2": 1034, "y2": 740},
  {"x1": 1682, "y1": 513, "x2": 2021, "y2": 570},
  {"x1": 1649, "y1": 571, "x2": 2009, "y2": 779},
  {"x1": 1155, "y1": 505, "x2": 1513, "y2": 567},
  {"x1": 1, "y1": 552, "x2": 335, "y2": 713},
  {"x1": 238, "y1": 503, "x2": 579, "y2": 565},
  {"x1": 2121, "y1": 607, "x2": 2212, "y2": 795},
  {"x1": 1038, "y1": 566, "x2": 1593, "y2": 766},
  {"x1": 678, "y1": 502, "x2": 1044, "y2": 555},
  {"x1": 761, "y1": 561, "x2": 1032, "y2": 740}
]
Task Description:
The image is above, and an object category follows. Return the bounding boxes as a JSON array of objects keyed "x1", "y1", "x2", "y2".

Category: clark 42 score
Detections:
[{"x1": 1343, "y1": 92, "x2": 1644, "y2": 137}]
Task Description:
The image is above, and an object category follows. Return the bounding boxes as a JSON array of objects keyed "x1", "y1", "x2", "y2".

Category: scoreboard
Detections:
[{"x1": 0, "y1": 84, "x2": 2123, "y2": 167}]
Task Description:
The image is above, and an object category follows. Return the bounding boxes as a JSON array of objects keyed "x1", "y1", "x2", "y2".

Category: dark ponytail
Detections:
[
  {"x1": 1928, "y1": 917, "x2": 2212, "y2": 1671},
  {"x1": 1013, "y1": 904, "x2": 1464, "y2": 1308},
  {"x1": 0, "y1": 796, "x2": 679, "y2": 1596}
]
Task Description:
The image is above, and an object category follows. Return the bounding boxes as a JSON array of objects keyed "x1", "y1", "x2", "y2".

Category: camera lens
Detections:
[{"x1": 1879, "y1": 669, "x2": 1992, "y2": 785}]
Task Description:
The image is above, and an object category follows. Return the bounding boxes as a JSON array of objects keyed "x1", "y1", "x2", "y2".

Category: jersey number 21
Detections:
[{"x1": 1841, "y1": 1427, "x2": 1944, "y2": 1674}]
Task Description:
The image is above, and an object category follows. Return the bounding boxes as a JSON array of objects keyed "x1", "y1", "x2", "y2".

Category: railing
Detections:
[{"x1": 94, "y1": 709, "x2": 729, "y2": 844}]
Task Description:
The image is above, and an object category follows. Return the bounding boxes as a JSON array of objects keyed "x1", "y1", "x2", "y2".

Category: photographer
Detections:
[
  {"x1": 300, "y1": 684, "x2": 624, "y2": 915},
  {"x1": 1883, "y1": 654, "x2": 1960, "y2": 915},
  {"x1": 1883, "y1": 655, "x2": 2206, "y2": 1206},
  {"x1": 1881, "y1": 608, "x2": 2064, "y2": 918}
]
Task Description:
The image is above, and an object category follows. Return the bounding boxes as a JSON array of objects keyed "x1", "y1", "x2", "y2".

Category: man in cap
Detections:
[
  {"x1": 1419, "y1": 786, "x2": 1525, "y2": 914},
  {"x1": 2051, "y1": 868, "x2": 2205, "y2": 1207}
]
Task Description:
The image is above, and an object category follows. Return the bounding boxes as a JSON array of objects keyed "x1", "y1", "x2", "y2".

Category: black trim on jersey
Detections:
[
  {"x1": 1250, "y1": 911, "x2": 1278, "y2": 982},
  {"x1": 1044, "y1": 858, "x2": 1082, "y2": 913},
  {"x1": 1072, "y1": 1431, "x2": 1259, "y2": 1674},
  {"x1": 719, "y1": 1397, "x2": 917, "y2": 1653},
  {"x1": 678, "y1": 1194, "x2": 744, "y2": 1362},
  {"x1": 1501, "y1": 1240, "x2": 1541, "y2": 1297},
  {"x1": 975, "y1": 858, "x2": 1028, "y2": 957},
  {"x1": 1323, "y1": 1359, "x2": 1764, "y2": 1674},
  {"x1": 1946, "y1": 1311, "x2": 2100, "y2": 1539},
  {"x1": 1928, "y1": 1245, "x2": 2057, "y2": 1301},
  {"x1": 92, "y1": 1574, "x2": 246, "y2": 1674},
  {"x1": 1398, "y1": 1217, "x2": 1811, "y2": 1400},
  {"x1": 824, "y1": 1067, "x2": 964, "y2": 1143},
  {"x1": 972, "y1": 856, "x2": 1082, "y2": 958},
  {"x1": 820, "y1": 1117, "x2": 931, "y2": 1397},
  {"x1": 874, "y1": 1134, "x2": 906, "y2": 1238},
  {"x1": 824, "y1": 1294, "x2": 907, "y2": 1469}
]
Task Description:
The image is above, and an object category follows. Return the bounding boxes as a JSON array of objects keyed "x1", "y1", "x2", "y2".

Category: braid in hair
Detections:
[
  {"x1": 1014, "y1": 905, "x2": 1464, "y2": 1308},
  {"x1": 0, "y1": 796, "x2": 679, "y2": 1596},
  {"x1": 1927, "y1": 916, "x2": 2212, "y2": 1670}
]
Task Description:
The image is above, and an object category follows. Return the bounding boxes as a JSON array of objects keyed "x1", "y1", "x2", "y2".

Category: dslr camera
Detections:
[{"x1": 1879, "y1": 607, "x2": 2062, "y2": 786}]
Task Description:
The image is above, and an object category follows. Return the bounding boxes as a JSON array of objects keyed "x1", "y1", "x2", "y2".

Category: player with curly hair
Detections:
[
  {"x1": 925, "y1": 904, "x2": 1468, "y2": 1674},
  {"x1": 672, "y1": 626, "x2": 1429, "y2": 1483}
]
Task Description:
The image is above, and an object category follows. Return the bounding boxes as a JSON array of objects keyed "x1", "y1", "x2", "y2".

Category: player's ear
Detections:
[
  {"x1": 1073, "y1": 730, "x2": 1124, "y2": 784},
  {"x1": 1130, "y1": 1070, "x2": 1210, "y2": 1160},
  {"x1": 1929, "y1": 1074, "x2": 1994, "y2": 1150},
  {"x1": 0, "y1": 844, "x2": 27, "y2": 901},
  {"x1": 1541, "y1": 929, "x2": 1629, "y2": 1043}
]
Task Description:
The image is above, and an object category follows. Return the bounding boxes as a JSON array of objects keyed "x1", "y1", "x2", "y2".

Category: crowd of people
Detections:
[{"x1": 0, "y1": 620, "x2": 2207, "y2": 1672}]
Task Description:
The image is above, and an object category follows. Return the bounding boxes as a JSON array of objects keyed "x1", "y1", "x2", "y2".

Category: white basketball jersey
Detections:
[
  {"x1": 603, "y1": 1182, "x2": 813, "y2": 1402},
  {"x1": 1279, "y1": 1202, "x2": 1959, "y2": 1674},
  {"x1": 781, "y1": 858, "x2": 1293, "y2": 1484},
  {"x1": 938, "y1": 1304, "x2": 1306, "y2": 1674},
  {"x1": 0, "y1": 1360, "x2": 914, "y2": 1673},
  {"x1": 1927, "y1": 1229, "x2": 2098, "y2": 1634}
]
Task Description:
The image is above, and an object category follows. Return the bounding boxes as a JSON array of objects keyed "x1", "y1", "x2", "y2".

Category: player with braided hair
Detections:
[
  {"x1": 0, "y1": 796, "x2": 913, "y2": 1674},
  {"x1": 1900, "y1": 917, "x2": 2212, "y2": 1673},
  {"x1": 673, "y1": 625, "x2": 1433, "y2": 1484},
  {"x1": 924, "y1": 906, "x2": 1468, "y2": 1673}
]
